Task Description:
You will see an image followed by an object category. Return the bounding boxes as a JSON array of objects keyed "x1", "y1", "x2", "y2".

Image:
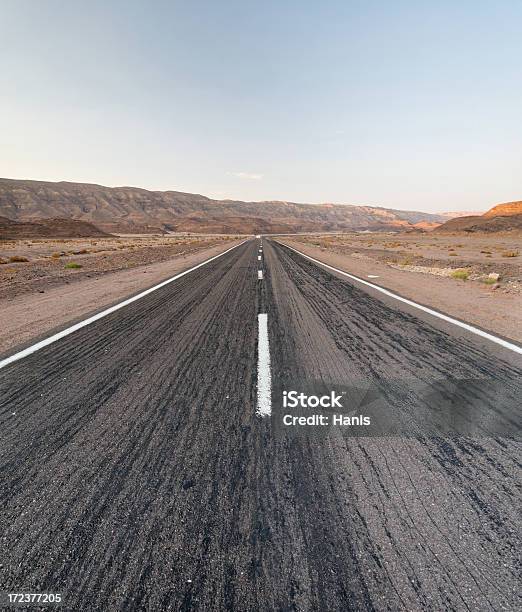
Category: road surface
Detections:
[{"x1": 0, "y1": 239, "x2": 520, "y2": 611}]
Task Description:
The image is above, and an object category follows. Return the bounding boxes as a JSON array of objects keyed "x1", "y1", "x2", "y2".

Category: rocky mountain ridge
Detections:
[
  {"x1": 0, "y1": 178, "x2": 452, "y2": 234},
  {"x1": 434, "y1": 201, "x2": 522, "y2": 233}
]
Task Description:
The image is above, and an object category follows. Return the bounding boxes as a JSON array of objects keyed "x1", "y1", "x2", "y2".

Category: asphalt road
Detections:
[{"x1": 0, "y1": 238, "x2": 520, "y2": 611}]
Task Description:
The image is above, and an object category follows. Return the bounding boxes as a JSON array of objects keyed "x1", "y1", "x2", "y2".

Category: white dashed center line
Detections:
[{"x1": 256, "y1": 313, "x2": 271, "y2": 416}]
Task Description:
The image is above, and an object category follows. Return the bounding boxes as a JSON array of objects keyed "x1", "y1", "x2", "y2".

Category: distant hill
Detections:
[
  {"x1": 0, "y1": 216, "x2": 112, "y2": 240},
  {"x1": 0, "y1": 178, "x2": 451, "y2": 234},
  {"x1": 483, "y1": 201, "x2": 522, "y2": 218},
  {"x1": 433, "y1": 201, "x2": 522, "y2": 233},
  {"x1": 438, "y1": 210, "x2": 483, "y2": 219}
]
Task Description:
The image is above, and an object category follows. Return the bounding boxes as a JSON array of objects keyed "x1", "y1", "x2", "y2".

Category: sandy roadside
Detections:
[
  {"x1": 277, "y1": 238, "x2": 522, "y2": 344},
  {"x1": 0, "y1": 239, "x2": 243, "y2": 356}
]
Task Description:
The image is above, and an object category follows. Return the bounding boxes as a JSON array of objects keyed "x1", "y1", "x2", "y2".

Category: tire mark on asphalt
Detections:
[{"x1": 264, "y1": 239, "x2": 521, "y2": 611}]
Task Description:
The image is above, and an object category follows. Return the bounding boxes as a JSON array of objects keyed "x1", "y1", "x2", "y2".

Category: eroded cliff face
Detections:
[{"x1": 0, "y1": 177, "x2": 447, "y2": 234}]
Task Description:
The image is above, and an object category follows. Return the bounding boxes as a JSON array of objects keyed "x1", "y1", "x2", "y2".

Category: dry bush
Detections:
[
  {"x1": 451, "y1": 269, "x2": 469, "y2": 280},
  {"x1": 8, "y1": 255, "x2": 29, "y2": 263},
  {"x1": 501, "y1": 251, "x2": 519, "y2": 258}
]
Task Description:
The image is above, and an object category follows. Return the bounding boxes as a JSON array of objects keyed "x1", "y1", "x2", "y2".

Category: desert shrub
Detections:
[
  {"x1": 64, "y1": 262, "x2": 82, "y2": 269},
  {"x1": 501, "y1": 250, "x2": 519, "y2": 258},
  {"x1": 51, "y1": 252, "x2": 62, "y2": 258},
  {"x1": 448, "y1": 252, "x2": 458, "y2": 256},
  {"x1": 72, "y1": 249, "x2": 89, "y2": 255},
  {"x1": 480, "y1": 250, "x2": 492, "y2": 254},
  {"x1": 0, "y1": 257, "x2": 7, "y2": 264},
  {"x1": 8, "y1": 255, "x2": 29, "y2": 263},
  {"x1": 481, "y1": 277, "x2": 497, "y2": 285},
  {"x1": 399, "y1": 257, "x2": 413, "y2": 266},
  {"x1": 451, "y1": 269, "x2": 469, "y2": 280}
]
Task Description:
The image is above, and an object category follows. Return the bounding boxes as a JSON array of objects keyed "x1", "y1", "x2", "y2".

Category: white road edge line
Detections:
[
  {"x1": 284, "y1": 244, "x2": 522, "y2": 355},
  {"x1": 258, "y1": 270, "x2": 263, "y2": 280},
  {"x1": 0, "y1": 240, "x2": 249, "y2": 370},
  {"x1": 258, "y1": 255, "x2": 261, "y2": 261},
  {"x1": 256, "y1": 313, "x2": 272, "y2": 416}
]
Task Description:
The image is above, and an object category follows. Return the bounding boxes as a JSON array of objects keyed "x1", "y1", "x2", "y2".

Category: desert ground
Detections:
[
  {"x1": 277, "y1": 231, "x2": 521, "y2": 342},
  {"x1": 0, "y1": 234, "x2": 240, "y2": 354},
  {"x1": 0, "y1": 234, "x2": 240, "y2": 299}
]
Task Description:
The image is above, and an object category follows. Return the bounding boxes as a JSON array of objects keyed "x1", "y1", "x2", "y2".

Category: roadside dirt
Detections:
[
  {"x1": 0, "y1": 236, "x2": 241, "y2": 355},
  {"x1": 277, "y1": 234, "x2": 522, "y2": 343},
  {"x1": 0, "y1": 235, "x2": 240, "y2": 299}
]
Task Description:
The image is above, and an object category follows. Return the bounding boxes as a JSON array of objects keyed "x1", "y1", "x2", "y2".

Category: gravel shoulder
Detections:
[
  {"x1": 277, "y1": 236, "x2": 522, "y2": 343},
  {"x1": 0, "y1": 238, "x2": 241, "y2": 356}
]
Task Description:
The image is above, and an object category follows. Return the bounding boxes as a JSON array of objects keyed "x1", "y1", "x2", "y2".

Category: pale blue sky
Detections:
[{"x1": 1, "y1": 0, "x2": 521, "y2": 211}]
